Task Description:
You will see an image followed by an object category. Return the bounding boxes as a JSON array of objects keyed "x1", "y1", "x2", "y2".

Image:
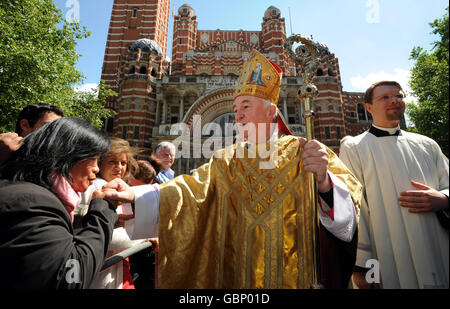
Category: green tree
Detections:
[
  {"x1": 407, "y1": 7, "x2": 449, "y2": 157},
  {"x1": 69, "y1": 80, "x2": 117, "y2": 128},
  {"x1": 0, "y1": 0, "x2": 115, "y2": 132}
]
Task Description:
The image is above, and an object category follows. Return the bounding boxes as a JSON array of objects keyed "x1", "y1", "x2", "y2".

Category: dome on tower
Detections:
[
  {"x1": 178, "y1": 4, "x2": 195, "y2": 17},
  {"x1": 128, "y1": 38, "x2": 163, "y2": 57},
  {"x1": 264, "y1": 6, "x2": 281, "y2": 18}
]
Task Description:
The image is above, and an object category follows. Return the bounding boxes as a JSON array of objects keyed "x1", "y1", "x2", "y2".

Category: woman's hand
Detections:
[
  {"x1": 92, "y1": 188, "x2": 120, "y2": 209},
  {"x1": 101, "y1": 178, "x2": 135, "y2": 203}
]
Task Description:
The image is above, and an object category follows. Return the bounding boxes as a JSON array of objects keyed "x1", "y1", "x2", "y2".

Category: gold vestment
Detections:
[{"x1": 158, "y1": 135, "x2": 361, "y2": 288}]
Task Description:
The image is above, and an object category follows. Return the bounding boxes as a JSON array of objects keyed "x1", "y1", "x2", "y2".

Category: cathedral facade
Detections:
[{"x1": 100, "y1": 0, "x2": 372, "y2": 175}]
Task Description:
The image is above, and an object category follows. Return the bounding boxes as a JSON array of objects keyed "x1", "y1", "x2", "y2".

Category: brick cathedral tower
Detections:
[
  {"x1": 171, "y1": 4, "x2": 198, "y2": 75},
  {"x1": 100, "y1": 0, "x2": 171, "y2": 151},
  {"x1": 261, "y1": 6, "x2": 291, "y2": 76}
]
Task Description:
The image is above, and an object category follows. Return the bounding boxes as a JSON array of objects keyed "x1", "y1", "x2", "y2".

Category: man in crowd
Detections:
[
  {"x1": 340, "y1": 81, "x2": 449, "y2": 289},
  {"x1": 153, "y1": 141, "x2": 176, "y2": 183},
  {"x1": 103, "y1": 50, "x2": 362, "y2": 289},
  {"x1": 0, "y1": 103, "x2": 65, "y2": 165},
  {"x1": 15, "y1": 103, "x2": 65, "y2": 137}
]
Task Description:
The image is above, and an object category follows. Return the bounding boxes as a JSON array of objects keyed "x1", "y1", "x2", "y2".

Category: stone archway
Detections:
[{"x1": 183, "y1": 88, "x2": 235, "y2": 131}]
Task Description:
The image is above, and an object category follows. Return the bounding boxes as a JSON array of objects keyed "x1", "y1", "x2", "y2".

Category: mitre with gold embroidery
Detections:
[{"x1": 234, "y1": 49, "x2": 292, "y2": 136}]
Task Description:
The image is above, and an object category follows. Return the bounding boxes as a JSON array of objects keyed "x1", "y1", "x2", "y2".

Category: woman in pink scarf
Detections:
[{"x1": 0, "y1": 117, "x2": 118, "y2": 289}]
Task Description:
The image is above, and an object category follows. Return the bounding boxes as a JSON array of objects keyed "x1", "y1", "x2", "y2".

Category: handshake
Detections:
[{"x1": 91, "y1": 179, "x2": 136, "y2": 208}]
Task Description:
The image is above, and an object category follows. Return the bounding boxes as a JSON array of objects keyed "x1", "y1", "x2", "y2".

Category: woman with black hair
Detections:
[{"x1": 0, "y1": 117, "x2": 119, "y2": 289}]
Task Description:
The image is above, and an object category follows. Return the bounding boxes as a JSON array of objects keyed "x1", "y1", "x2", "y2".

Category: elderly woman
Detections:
[
  {"x1": 0, "y1": 117, "x2": 116, "y2": 289},
  {"x1": 76, "y1": 137, "x2": 143, "y2": 289}
]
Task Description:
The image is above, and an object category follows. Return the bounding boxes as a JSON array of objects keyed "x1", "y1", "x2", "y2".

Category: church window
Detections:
[
  {"x1": 151, "y1": 68, "x2": 156, "y2": 77},
  {"x1": 134, "y1": 126, "x2": 140, "y2": 139},
  {"x1": 287, "y1": 106, "x2": 296, "y2": 124},
  {"x1": 317, "y1": 69, "x2": 323, "y2": 76},
  {"x1": 325, "y1": 127, "x2": 331, "y2": 139},
  {"x1": 129, "y1": 66, "x2": 135, "y2": 74},
  {"x1": 139, "y1": 66, "x2": 147, "y2": 74},
  {"x1": 122, "y1": 126, "x2": 127, "y2": 139},
  {"x1": 336, "y1": 126, "x2": 342, "y2": 139},
  {"x1": 132, "y1": 8, "x2": 138, "y2": 18},
  {"x1": 328, "y1": 68, "x2": 334, "y2": 76},
  {"x1": 103, "y1": 117, "x2": 114, "y2": 133},
  {"x1": 357, "y1": 103, "x2": 367, "y2": 122},
  {"x1": 171, "y1": 106, "x2": 179, "y2": 123}
]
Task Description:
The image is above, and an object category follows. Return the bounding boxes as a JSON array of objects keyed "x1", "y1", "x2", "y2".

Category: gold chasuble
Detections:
[{"x1": 157, "y1": 135, "x2": 361, "y2": 289}]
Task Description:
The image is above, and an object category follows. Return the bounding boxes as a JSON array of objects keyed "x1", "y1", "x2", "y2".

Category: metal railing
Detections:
[{"x1": 101, "y1": 240, "x2": 153, "y2": 271}]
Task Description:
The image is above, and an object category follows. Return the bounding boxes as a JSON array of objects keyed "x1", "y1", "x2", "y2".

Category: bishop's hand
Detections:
[
  {"x1": 299, "y1": 137, "x2": 332, "y2": 193},
  {"x1": 101, "y1": 178, "x2": 135, "y2": 203}
]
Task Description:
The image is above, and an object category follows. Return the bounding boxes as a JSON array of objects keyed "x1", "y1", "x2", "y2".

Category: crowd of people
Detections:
[
  {"x1": 0, "y1": 103, "x2": 173, "y2": 289},
  {"x1": 0, "y1": 49, "x2": 447, "y2": 289}
]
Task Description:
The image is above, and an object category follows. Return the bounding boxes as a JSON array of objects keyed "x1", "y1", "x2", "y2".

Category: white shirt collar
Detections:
[{"x1": 372, "y1": 124, "x2": 401, "y2": 135}]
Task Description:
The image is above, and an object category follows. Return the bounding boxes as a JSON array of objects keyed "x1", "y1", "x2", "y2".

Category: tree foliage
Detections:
[
  {"x1": 407, "y1": 7, "x2": 449, "y2": 157},
  {"x1": 0, "y1": 0, "x2": 115, "y2": 132}
]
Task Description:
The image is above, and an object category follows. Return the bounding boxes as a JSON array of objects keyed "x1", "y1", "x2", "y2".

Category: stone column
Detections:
[
  {"x1": 162, "y1": 99, "x2": 168, "y2": 124},
  {"x1": 155, "y1": 94, "x2": 162, "y2": 125},
  {"x1": 283, "y1": 96, "x2": 288, "y2": 122},
  {"x1": 179, "y1": 95, "x2": 185, "y2": 122}
]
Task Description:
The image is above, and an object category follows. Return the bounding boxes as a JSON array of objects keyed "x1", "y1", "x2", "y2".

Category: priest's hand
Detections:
[
  {"x1": 102, "y1": 178, "x2": 135, "y2": 203},
  {"x1": 398, "y1": 181, "x2": 449, "y2": 213},
  {"x1": 299, "y1": 138, "x2": 332, "y2": 193}
]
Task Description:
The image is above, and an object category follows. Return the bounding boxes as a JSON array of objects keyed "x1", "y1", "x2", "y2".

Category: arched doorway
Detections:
[{"x1": 202, "y1": 112, "x2": 237, "y2": 137}]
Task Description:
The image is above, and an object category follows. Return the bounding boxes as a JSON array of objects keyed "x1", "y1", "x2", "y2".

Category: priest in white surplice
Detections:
[{"x1": 340, "y1": 81, "x2": 449, "y2": 289}]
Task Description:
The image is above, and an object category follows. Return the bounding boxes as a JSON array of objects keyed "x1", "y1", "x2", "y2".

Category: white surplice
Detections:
[{"x1": 340, "y1": 129, "x2": 449, "y2": 289}]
